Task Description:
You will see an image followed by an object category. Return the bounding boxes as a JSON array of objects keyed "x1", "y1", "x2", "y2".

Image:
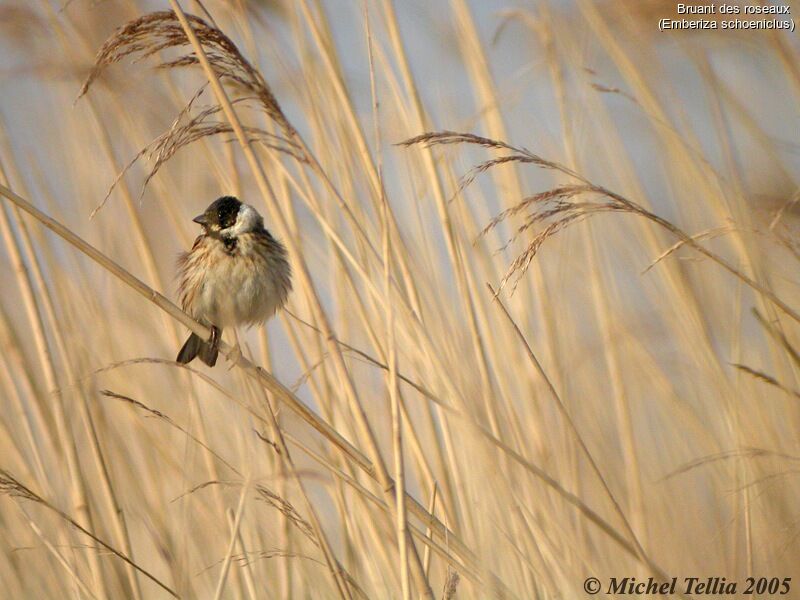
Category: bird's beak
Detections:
[{"x1": 192, "y1": 213, "x2": 208, "y2": 226}]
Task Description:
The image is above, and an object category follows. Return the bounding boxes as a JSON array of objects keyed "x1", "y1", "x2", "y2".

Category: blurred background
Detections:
[{"x1": 0, "y1": 0, "x2": 798, "y2": 598}]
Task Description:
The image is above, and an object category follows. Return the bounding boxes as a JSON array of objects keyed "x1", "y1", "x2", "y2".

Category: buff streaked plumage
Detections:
[{"x1": 176, "y1": 196, "x2": 291, "y2": 366}]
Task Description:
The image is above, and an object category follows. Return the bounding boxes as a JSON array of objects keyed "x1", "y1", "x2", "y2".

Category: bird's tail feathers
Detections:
[{"x1": 176, "y1": 332, "x2": 218, "y2": 367}]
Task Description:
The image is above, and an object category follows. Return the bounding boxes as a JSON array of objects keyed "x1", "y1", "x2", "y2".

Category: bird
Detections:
[{"x1": 176, "y1": 195, "x2": 291, "y2": 366}]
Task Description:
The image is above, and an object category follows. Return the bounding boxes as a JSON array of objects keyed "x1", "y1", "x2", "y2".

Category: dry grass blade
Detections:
[
  {"x1": 172, "y1": 480, "x2": 238, "y2": 503},
  {"x1": 20, "y1": 516, "x2": 101, "y2": 600},
  {"x1": 0, "y1": 471, "x2": 40, "y2": 503},
  {"x1": 752, "y1": 308, "x2": 800, "y2": 368},
  {"x1": 400, "y1": 130, "x2": 517, "y2": 152},
  {"x1": 661, "y1": 448, "x2": 800, "y2": 481},
  {"x1": 400, "y1": 130, "x2": 585, "y2": 180},
  {"x1": 198, "y1": 550, "x2": 325, "y2": 574},
  {"x1": 0, "y1": 470, "x2": 179, "y2": 597},
  {"x1": 731, "y1": 364, "x2": 800, "y2": 401},
  {"x1": 768, "y1": 189, "x2": 800, "y2": 230},
  {"x1": 255, "y1": 485, "x2": 317, "y2": 547},
  {"x1": 456, "y1": 157, "x2": 575, "y2": 203},
  {"x1": 99, "y1": 389, "x2": 240, "y2": 474},
  {"x1": 641, "y1": 225, "x2": 736, "y2": 274},
  {"x1": 196, "y1": 547, "x2": 375, "y2": 599}
]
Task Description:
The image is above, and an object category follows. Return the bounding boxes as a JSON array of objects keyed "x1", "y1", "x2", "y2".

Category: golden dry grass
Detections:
[{"x1": 0, "y1": 0, "x2": 798, "y2": 598}]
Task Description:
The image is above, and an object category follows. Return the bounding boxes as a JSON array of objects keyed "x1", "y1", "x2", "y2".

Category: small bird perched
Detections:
[{"x1": 176, "y1": 196, "x2": 291, "y2": 366}]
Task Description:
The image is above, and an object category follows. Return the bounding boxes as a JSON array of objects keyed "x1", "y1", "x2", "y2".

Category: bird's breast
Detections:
[{"x1": 179, "y1": 232, "x2": 291, "y2": 328}]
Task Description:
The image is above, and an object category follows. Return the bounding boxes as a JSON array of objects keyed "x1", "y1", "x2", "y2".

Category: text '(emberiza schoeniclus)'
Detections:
[{"x1": 176, "y1": 196, "x2": 291, "y2": 366}]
